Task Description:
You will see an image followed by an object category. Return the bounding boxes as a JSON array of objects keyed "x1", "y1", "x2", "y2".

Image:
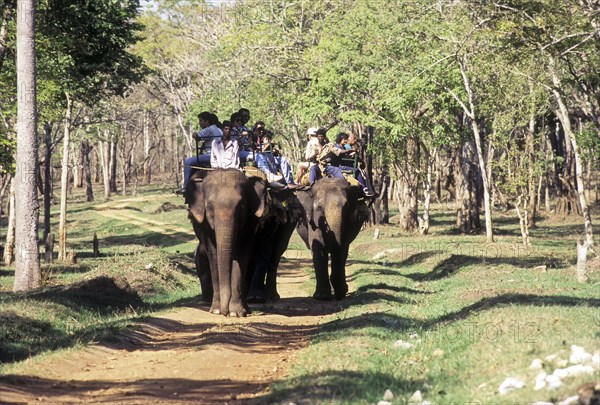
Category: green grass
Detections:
[{"x1": 266, "y1": 207, "x2": 600, "y2": 404}]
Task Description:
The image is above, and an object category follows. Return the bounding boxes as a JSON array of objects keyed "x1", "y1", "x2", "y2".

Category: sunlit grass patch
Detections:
[{"x1": 269, "y1": 207, "x2": 600, "y2": 404}]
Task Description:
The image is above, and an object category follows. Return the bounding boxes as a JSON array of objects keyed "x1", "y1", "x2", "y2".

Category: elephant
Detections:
[
  {"x1": 295, "y1": 177, "x2": 369, "y2": 300},
  {"x1": 186, "y1": 168, "x2": 268, "y2": 316},
  {"x1": 246, "y1": 188, "x2": 302, "y2": 302}
]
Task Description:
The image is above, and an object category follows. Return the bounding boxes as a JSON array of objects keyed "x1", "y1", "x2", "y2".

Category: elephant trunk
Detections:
[
  {"x1": 324, "y1": 201, "x2": 345, "y2": 249},
  {"x1": 216, "y1": 224, "x2": 235, "y2": 315}
]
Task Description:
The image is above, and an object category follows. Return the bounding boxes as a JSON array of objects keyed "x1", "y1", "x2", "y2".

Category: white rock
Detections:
[
  {"x1": 544, "y1": 354, "x2": 558, "y2": 363},
  {"x1": 393, "y1": 340, "x2": 415, "y2": 349},
  {"x1": 531, "y1": 402, "x2": 554, "y2": 405},
  {"x1": 553, "y1": 368, "x2": 569, "y2": 379},
  {"x1": 534, "y1": 372, "x2": 547, "y2": 390},
  {"x1": 409, "y1": 333, "x2": 419, "y2": 340},
  {"x1": 529, "y1": 358, "x2": 543, "y2": 369},
  {"x1": 383, "y1": 389, "x2": 394, "y2": 401},
  {"x1": 545, "y1": 374, "x2": 562, "y2": 389},
  {"x1": 422, "y1": 401, "x2": 432, "y2": 405},
  {"x1": 569, "y1": 345, "x2": 592, "y2": 364},
  {"x1": 377, "y1": 402, "x2": 392, "y2": 405},
  {"x1": 556, "y1": 359, "x2": 569, "y2": 368},
  {"x1": 145, "y1": 263, "x2": 154, "y2": 270},
  {"x1": 498, "y1": 378, "x2": 525, "y2": 395},
  {"x1": 592, "y1": 351, "x2": 600, "y2": 368},
  {"x1": 563, "y1": 364, "x2": 595, "y2": 377},
  {"x1": 408, "y1": 390, "x2": 423, "y2": 402}
]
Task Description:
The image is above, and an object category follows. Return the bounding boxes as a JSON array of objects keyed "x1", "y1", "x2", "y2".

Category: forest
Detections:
[{"x1": 0, "y1": 0, "x2": 598, "y2": 286}]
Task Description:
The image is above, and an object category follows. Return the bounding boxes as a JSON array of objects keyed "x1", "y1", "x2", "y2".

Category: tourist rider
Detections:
[
  {"x1": 255, "y1": 130, "x2": 297, "y2": 187},
  {"x1": 211, "y1": 120, "x2": 240, "y2": 169},
  {"x1": 179, "y1": 111, "x2": 222, "y2": 194}
]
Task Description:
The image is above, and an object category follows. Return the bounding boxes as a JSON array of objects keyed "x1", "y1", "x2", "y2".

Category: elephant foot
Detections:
[
  {"x1": 210, "y1": 307, "x2": 221, "y2": 315},
  {"x1": 265, "y1": 290, "x2": 280, "y2": 301},
  {"x1": 228, "y1": 303, "x2": 248, "y2": 317},
  {"x1": 313, "y1": 291, "x2": 334, "y2": 301},
  {"x1": 247, "y1": 294, "x2": 266, "y2": 303},
  {"x1": 247, "y1": 288, "x2": 266, "y2": 303},
  {"x1": 334, "y1": 284, "x2": 348, "y2": 300}
]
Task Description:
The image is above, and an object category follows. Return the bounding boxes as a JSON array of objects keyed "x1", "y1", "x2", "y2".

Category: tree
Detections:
[
  {"x1": 14, "y1": 0, "x2": 41, "y2": 290},
  {"x1": 39, "y1": 0, "x2": 147, "y2": 259}
]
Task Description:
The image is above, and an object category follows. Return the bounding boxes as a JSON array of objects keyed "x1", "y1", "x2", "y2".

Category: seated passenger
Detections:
[
  {"x1": 211, "y1": 120, "x2": 240, "y2": 169},
  {"x1": 339, "y1": 132, "x2": 377, "y2": 197},
  {"x1": 307, "y1": 128, "x2": 347, "y2": 185},
  {"x1": 255, "y1": 130, "x2": 297, "y2": 187},
  {"x1": 180, "y1": 111, "x2": 222, "y2": 193},
  {"x1": 296, "y1": 127, "x2": 319, "y2": 183}
]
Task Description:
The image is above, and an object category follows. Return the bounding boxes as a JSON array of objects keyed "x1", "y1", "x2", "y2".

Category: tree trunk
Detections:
[
  {"x1": 455, "y1": 143, "x2": 481, "y2": 233},
  {"x1": 43, "y1": 122, "x2": 53, "y2": 240},
  {"x1": 72, "y1": 140, "x2": 82, "y2": 188},
  {"x1": 526, "y1": 105, "x2": 537, "y2": 227},
  {"x1": 455, "y1": 58, "x2": 493, "y2": 242},
  {"x1": 58, "y1": 93, "x2": 73, "y2": 262},
  {"x1": 419, "y1": 148, "x2": 435, "y2": 235},
  {"x1": 14, "y1": 0, "x2": 41, "y2": 290},
  {"x1": 109, "y1": 136, "x2": 118, "y2": 193},
  {"x1": 82, "y1": 138, "x2": 93, "y2": 202},
  {"x1": 576, "y1": 240, "x2": 590, "y2": 283},
  {"x1": 372, "y1": 167, "x2": 389, "y2": 225},
  {"x1": 3, "y1": 178, "x2": 15, "y2": 265},
  {"x1": 0, "y1": 173, "x2": 10, "y2": 218},
  {"x1": 551, "y1": 61, "x2": 594, "y2": 247},
  {"x1": 394, "y1": 136, "x2": 419, "y2": 232},
  {"x1": 98, "y1": 138, "x2": 111, "y2": 198},
  {"x1": 515, "y1": 194, "x2": 531, "y2": 248}
]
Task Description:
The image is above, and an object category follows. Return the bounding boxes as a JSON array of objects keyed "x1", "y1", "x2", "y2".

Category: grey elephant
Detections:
[
  {"x1": 247, "y1": 188, "x2": 303, "y2": 302},
  {"x1": 187, "y1": 168, "x2": 268, "y2": 316},
  {"x1": 296, "y1": 177, "x2": 369, "y2": 300}
]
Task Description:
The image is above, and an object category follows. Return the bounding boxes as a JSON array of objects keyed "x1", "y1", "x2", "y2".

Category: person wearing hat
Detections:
[{"x1": 295, "y1": 127, "x2": 320, "y2": 183}]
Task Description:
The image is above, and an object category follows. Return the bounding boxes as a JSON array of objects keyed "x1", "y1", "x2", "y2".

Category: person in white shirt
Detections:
[
  {"x1": 211, "y1": 121, "x2": 240, "y2": 169},
  {"x1": 295, "y1": 127, "x2": 319, "y2": 183}
]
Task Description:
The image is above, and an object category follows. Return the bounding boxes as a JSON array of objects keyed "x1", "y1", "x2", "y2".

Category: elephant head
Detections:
[
  {"x1": 296, "y1": 178, "x2": 368, "y2": 300},
  {"x1": 187, "y1": 168, "x2": 268, "y2": 316}
]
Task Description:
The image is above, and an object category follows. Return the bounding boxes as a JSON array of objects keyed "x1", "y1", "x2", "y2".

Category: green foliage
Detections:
[{"x1": 40, "y1": 0, "x2": 148, "y2": 104}]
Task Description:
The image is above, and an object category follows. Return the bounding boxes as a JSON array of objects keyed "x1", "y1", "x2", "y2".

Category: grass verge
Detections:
[{"x1": 266, "y1": 208, "x2": 600, "y2": 404}]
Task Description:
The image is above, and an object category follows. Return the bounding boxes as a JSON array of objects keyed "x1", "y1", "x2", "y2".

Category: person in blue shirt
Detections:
[
  {"x1": 255, "y1": 130, "x2": 297, "y2": 187},
  {"x1": 179, "y1": 112, "x2": 222, "y2": 194}
]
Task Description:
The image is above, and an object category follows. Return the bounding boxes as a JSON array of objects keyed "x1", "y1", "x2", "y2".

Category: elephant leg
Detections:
[
  {"x1": 247, "y1": 237, "x2": 272, "y2": 303},
  {"x1": 265, "y1": 221, "x2": 295, "y2": 300},
  {"x1": 311, "y1": 237, "x2": 333, "y2": 300},
  {"x1": 204, "y1": 243, "x2": 222, "y2": 315},
  {"x1": 195, "y1": 243, "x2": 212, "y2": 303},
  {"x1": 228, "y1": 260, "x2": 247, "y2": 317},
  {"x1": 330, "y1": 244, "x2": 349, "y2": 300}
]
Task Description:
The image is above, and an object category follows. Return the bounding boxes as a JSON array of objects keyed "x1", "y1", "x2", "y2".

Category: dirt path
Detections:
[
  {"x1": 1, "y1": 199, "x2": 344, "y2": 404},
  {"x1": 0, "y1": 258, "x2": 344, "y2": 404}
]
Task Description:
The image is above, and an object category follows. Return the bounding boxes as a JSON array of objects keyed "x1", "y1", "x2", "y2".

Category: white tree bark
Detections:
[
  {"x1": 14, "y1": 0, "x2": 41, "y2": 290},
  {"x1": 550, "y1": 60, "x2": 594, "y2": 247},
  {"x1": 98, "y1": 137, "x2": 111, "y2": 198},
  {"x1": 58, "y1": 93, "x2": 73, "y2": 261}
]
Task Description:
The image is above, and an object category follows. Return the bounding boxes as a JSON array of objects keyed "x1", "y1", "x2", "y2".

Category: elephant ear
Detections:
[
  {"x1": 248, "y1": 176, "x2": 269, "y2": 218},
  {"x1": 188, "y1": 179, "x2": 206, "y2": 223}
]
